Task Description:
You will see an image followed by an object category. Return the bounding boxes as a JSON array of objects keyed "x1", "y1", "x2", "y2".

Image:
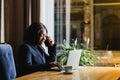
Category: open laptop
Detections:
[
  {"x1": 66, "y1": 49, "x2": 82, "y2": 69},
  {"x1": 51, "y1": 49, "x2": 82, "y2": 71}
]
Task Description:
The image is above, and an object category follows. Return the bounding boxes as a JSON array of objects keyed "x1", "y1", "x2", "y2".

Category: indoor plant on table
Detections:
[{"x1": 57, "y1": 40, "x2": 94, "y2": 66}]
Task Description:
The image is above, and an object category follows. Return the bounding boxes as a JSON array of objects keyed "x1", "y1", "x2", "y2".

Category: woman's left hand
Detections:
[{"x1": 49, "y1": 61, "x2": 62, "y2": 68}]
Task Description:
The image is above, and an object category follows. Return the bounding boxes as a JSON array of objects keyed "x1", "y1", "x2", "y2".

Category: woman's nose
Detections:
[{"x1": 43, "y1": 36, "x2": 46, "y2": 40}]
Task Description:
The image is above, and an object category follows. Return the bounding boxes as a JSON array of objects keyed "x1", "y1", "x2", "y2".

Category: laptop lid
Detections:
[{"x1": 66, "y1": 49, "x2": 82, "y2": 69}]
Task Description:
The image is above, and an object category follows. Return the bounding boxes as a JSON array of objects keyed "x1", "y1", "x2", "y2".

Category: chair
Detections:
[{"x1": 0, "y1": 44, "x2": 16, "y2": 80}]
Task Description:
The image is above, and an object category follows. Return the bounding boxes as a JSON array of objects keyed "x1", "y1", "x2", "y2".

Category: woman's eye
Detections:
[
  {"x1": 39, "y1": 33, "x2": 47, "y2": 38},
  {"x1": 38, "y1": 34, "x2": 42, "y2": 38}
]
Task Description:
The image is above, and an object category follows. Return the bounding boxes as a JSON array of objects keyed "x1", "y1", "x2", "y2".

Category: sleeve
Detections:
[
  {"x1": 47, "y1": 44, "x2": 57, "y2": 62},
  {"x1": 18, "y1": 44, "x2": 51, "y2": 75}
]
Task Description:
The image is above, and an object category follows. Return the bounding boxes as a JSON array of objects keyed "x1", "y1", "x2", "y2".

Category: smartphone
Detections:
[{"x1": 45, "y1": 38, "x2": 49, "y2": 47}]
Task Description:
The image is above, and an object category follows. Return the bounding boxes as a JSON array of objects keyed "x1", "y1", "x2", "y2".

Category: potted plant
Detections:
[{"x1": 57, "y1": 40, "x2": 94, "y2": 66}]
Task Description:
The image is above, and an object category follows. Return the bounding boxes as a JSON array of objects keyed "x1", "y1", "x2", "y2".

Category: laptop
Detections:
[{"x1": 66, "y1": 49, "x2": 82, "y2": 69}]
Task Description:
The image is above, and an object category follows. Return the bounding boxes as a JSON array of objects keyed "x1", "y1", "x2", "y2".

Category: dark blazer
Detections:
[{"x1": 18, "y1": 43, "x2": 56, "y2": 76}]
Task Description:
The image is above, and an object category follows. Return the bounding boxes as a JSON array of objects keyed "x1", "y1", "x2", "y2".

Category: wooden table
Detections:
[
  {"x1": 95, "y1": 57, "x2": 120, "y2": 66},
  {"x1": 15, "y1": 66, "x2": 120, "y2": 80}
]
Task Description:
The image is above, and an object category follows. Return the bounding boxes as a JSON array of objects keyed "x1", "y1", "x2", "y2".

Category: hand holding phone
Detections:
[
  {"x1": 45, "y1": 38, "x2": 49, "y2": 47},
  {"x1": 45, "y1": 36, "x2": 55, "y2": 47}
]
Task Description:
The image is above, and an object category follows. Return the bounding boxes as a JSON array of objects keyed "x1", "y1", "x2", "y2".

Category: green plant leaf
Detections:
[{"x1": 57, "y1": 40, "x2": 95, "y2": 66}]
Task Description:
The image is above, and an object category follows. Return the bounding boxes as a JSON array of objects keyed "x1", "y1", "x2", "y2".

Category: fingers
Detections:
[
  {"x1": 46, "y1": 36, "x2": 55, "y2": 46},
  {"x1": 49, "y1": 62, "x2": 64, "y2": 71},
  {"x1": 49, "y1": 62, "x2": 60, "y2": 67}
]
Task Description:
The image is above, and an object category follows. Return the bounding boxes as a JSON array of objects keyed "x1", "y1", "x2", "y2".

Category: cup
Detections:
[{"x1": 64, "y1": 66, "x2": 72, "y2": 72}]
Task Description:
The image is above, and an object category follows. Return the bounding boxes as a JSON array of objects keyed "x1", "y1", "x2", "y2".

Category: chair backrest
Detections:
[{"x1": 0, "y1": 44, "x2": 16, "y2": 80}]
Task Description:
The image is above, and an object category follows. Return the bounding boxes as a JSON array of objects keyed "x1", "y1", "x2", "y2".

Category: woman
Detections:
[{"x1": 18, "y1": 22, "x2": 61, "y2": 76}]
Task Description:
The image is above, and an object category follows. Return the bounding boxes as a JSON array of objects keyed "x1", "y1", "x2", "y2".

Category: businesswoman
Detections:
[{"x1": 18, "y1": 22, "x2": 61, "y2": 76}]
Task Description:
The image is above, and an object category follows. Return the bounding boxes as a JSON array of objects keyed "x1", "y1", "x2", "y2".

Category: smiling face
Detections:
[
  {"x1": 25, "y1": 22, "x2": 48, "y2": 45},
  {"x1": 38, "y1": 28, "x2": 47, "y2": 45}
]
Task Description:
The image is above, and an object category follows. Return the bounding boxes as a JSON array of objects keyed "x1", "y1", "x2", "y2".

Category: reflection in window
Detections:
[
  {"x1": 94, "y1": 5, "x2": 120, "y2": 50},
  {"x1": 94, "y1": 0, "x2": 120, "y2": 3},
  {"x1": 54, "y1": 0, "x2": 91, "y2": 51}
]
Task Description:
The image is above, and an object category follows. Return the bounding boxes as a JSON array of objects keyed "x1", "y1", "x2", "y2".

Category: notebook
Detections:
[{"x1": 66, "y1": 49, "x2": 82, "y2": 69}]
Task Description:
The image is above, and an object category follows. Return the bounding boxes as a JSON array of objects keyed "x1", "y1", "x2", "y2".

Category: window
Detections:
[
  {"x1": 40, "y1": 0, "x2": 54, "y2": 40},
  {"x1": 93, "y1": 0, "x2": 120, "y2": 50},
  {"x1": 54, "y1": 0, "x2": 91, "y2": 50},
  {"x1": 42, "y1": 0, "x2": 120, "y2": 51},
  {"x1": 0, "y1": 0, "x2": 5, "y2": 43}
]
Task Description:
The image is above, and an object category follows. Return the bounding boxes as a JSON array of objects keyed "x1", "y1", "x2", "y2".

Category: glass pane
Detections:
[
  {"x1": 70, "y1": 0, "x2": 85, "y2": 48},
  {"x1": 94, "y1": 0, "x2": 120, "y2": 3},
  {"x1": 54, "y1": 0, "x2": 66, "y2": 50},
  {"x1": 94, "y1": 5, "x2": 120, "y2": 50},
  {"x1": 54, "y1": 0, "x2": 91, "y2": 50}
]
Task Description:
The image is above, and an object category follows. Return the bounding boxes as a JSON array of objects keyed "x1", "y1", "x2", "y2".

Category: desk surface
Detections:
[
  {"x1": 15, "y1": 66, "x2": 120, "y2": 80},
  {"x1": 96, "y1": 57, "x2": 120, "y2": 63}
]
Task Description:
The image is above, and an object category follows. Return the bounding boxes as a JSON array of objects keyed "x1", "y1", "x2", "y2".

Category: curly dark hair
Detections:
[{"x1": 24, "y1": 22, "x2": 48, "y2": 44}]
